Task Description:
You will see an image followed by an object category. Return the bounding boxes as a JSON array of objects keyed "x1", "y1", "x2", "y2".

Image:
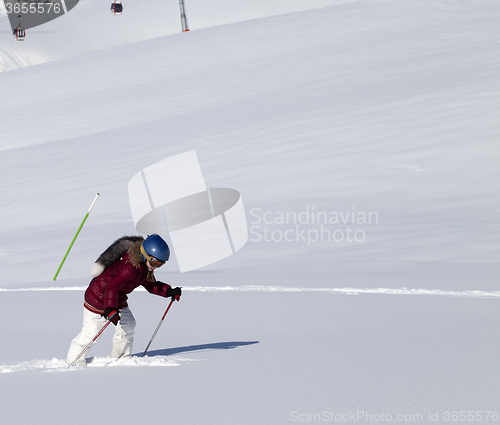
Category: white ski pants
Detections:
[{"x1": 66, "y1": 306, "x2": 136, "y2": 366}]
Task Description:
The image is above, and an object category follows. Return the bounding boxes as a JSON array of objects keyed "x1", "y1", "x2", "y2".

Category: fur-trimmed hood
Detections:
[
  {"x1": 91, "y1": 235, "x2": 154, "y2": 281},
  {"x1": 126, "y1": 240, "x2": 144, "y2": 268},
  {"x1": 126, "y1": 241, "x2": 155, "y2": 282}
]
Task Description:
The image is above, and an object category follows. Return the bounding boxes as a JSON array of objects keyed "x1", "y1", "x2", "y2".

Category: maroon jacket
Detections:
[{"x1": 84, "y1": 252, "x2": 171, "y2": 314}]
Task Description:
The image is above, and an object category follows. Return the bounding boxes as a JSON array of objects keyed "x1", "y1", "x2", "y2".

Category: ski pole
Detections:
[
  {"x1": 69, "y1": 313, "x2": 115, "y2": 367},
  {"x1": 54, "y1": 193, "x2": 100, "y2": 281},
  {"x1": 142, "y1": 298, "x2": 175, "y2": 357}
]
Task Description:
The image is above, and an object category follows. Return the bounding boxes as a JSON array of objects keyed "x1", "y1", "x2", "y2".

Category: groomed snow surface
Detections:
[{"x1": 0, "y1": 0, "x2": 499, "y2": 424}]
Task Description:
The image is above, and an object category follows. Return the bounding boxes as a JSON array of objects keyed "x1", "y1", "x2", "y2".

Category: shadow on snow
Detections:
[{"x1": 136, "y1": 341, "x2": 259, "y2": 357}]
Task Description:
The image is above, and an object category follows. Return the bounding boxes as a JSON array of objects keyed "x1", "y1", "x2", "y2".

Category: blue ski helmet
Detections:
[{"x1": 141, "y1": 234, "x2": 170, "y2": 262}]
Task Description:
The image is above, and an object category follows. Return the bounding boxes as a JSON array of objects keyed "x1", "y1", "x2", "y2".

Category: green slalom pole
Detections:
[{"x1": 53, "y1": 193, "x2": 100, "y2": 281}]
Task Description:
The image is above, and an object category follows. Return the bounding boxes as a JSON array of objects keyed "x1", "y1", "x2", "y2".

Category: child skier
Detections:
[{"x1": 66, "y1": 234, "x2": 181, "y2": 366}]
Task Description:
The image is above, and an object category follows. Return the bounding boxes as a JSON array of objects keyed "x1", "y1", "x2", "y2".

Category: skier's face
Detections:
[{"x1": 146, "y1": 261, "x2": 158, "y2": 272}]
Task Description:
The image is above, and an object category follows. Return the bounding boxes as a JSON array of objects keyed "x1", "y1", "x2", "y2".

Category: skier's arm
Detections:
[
  {"x1": 142, "y1": 280, "x2": 171, "y2": 298},
  {"x1": 143, "y1": 281, "x2": 182, "y2": 300}
]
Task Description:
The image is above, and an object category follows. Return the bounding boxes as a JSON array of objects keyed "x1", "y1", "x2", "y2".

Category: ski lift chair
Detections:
[
  {"x1": 13, "y1": 27, "x2": 25, "y2": 41},
  {"x1": 110, "y1": 1, "x2": 123, "y2": 15}
]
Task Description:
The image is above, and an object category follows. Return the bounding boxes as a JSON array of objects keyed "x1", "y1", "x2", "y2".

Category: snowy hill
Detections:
[
  {"x1": 0, "y1": 0, "x2": 339, "y2": 70},
  {"x1": 0, "y1": 1, "x2": 499, "y2": 424}
]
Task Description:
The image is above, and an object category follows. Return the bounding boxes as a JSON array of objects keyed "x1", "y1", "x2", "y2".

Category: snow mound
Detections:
[
  {"x1": 185, "y1": 286, "x2": 500, "y2": 298},
  {"x1": 2, "y1": 285, "x2": 498, "y2": 297},
  {"x1": 0, "y1": 358, "x2": 69, "y2": 374},
  {"x1": 0, "y1": 355, "x2": 191, "y2": 374},
  {"x1": 0, "y1": 287, "x2": 89, "y2": 292},
  {"x1": 1, "y1": 285, "x2": 498, "y2": 298},
  {"x1": 86, "y1": 355, "x2": 185, "y2": 368}
]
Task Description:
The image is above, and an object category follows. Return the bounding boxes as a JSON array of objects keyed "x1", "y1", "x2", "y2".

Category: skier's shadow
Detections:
[{"x1": 136, "y1": 341, "x2": 259, "y2": 357}]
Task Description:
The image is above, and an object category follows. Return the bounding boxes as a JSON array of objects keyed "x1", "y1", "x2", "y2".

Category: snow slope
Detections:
[
  {"x1": 0, "y1": 0, "x2": 340, "y2": 71},
  {"x1": 0, "y1": 1, "x2": 499, "y2": 424}
]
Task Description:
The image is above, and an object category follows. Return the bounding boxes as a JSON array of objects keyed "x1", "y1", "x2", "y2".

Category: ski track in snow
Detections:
[
  {"x1": 0, "y1": 285, "x2": 498, "y2": 298},
  {"x1": 0, "y1": 355, "x2": 196, "y2": 374}
]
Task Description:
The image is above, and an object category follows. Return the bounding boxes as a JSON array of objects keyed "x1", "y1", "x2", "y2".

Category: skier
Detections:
[{"x1": 66, "y1": 234, "x2": 181, "y2": 366}]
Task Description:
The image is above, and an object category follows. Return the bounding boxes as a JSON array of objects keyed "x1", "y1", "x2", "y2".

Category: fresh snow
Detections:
[
  {"x1": 0, "y1": 0, "x2": 499, "y2": 424},
  {"x1": 1, "y1": 285, "x2": 499, "y2": 298},
  {"x1": 0, "y1": 355, "x2": 187, "y2": 374},
  {"x1": 0, "y1": 0, "x2": 341, "y2": 71}
]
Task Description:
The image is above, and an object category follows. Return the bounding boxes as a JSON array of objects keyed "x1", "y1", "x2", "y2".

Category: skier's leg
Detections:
[
  {"x1": 66, "y1": 308, "x2": 107, "y2": 366},
  {"x1": 111, "y1": 306, "x2": 136, "y2": 358}
]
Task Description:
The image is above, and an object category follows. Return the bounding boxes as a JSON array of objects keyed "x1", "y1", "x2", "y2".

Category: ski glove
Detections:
[
  {"x1": 103, "y1": 308, "x2": 120, "y2": 326},
  {"x1": 167, "y1": 286, "x2": 182, "y2": 301}
]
